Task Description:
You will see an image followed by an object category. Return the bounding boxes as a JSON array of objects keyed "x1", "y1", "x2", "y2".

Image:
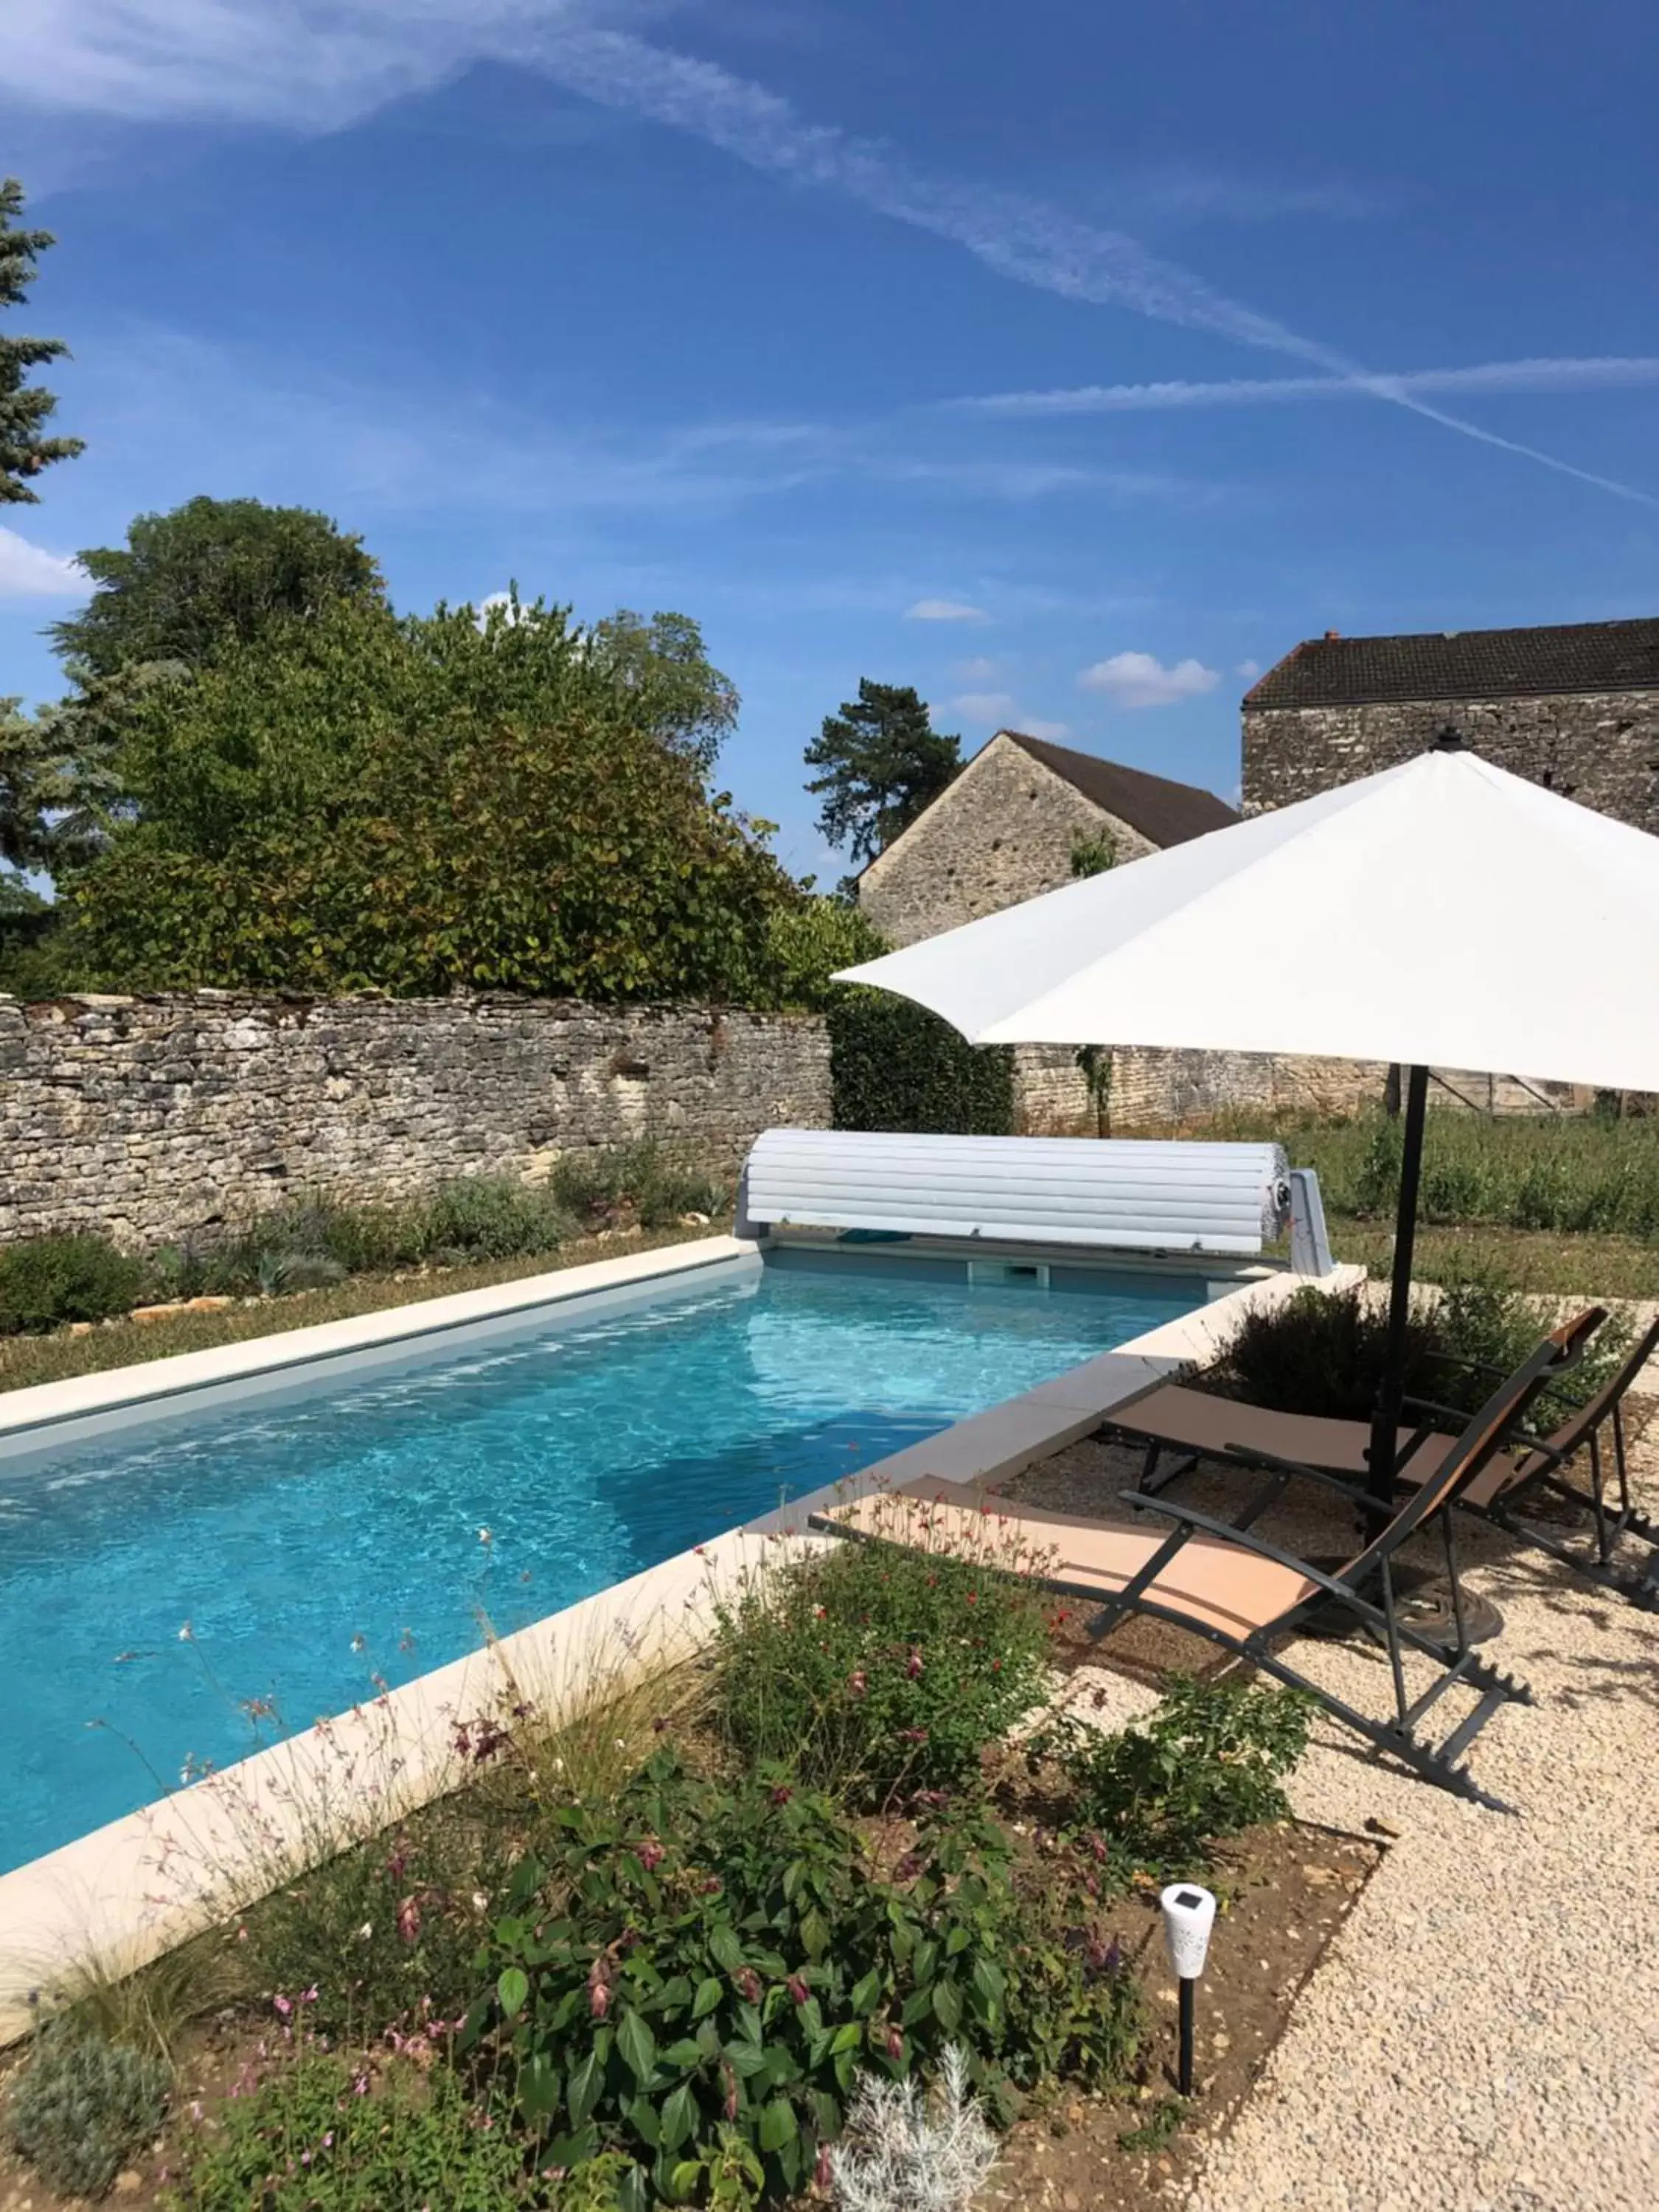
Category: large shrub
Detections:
[
  {"x1": 467, "y1": 1752, "x2": 1139, "y2": 2207},
  {"x1": 706, "y1": 1526, "x2": 1052, "y2": 1804},
  {"x1": 828, "y1": 990, "x2": 1012, "y2": 1135},
  {"x1": 1205, "y1": 1274, "x2": 1629, "y2": 1425},
  {"x1": 66, "y1": 599, "x2": 794, "y2": 1001},
  {"x1": 0, "y1": 1232, "x2": 144, "y2": 1332}
]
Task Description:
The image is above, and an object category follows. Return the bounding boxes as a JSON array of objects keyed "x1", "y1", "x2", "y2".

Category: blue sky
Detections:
[{"x1": 3, "y1": 1, "x2": 1658, "y2": 880}]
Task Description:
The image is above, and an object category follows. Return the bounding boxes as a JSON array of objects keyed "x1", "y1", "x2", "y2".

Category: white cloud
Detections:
[
  {"x1": 948, "y1": 694, "x2": 1068, "y2": 740},
  {"x1": 1078, "y1": 652, "x2": 1220, "y2": 709},
  {"x1": 0, "y1": 525, "x2": 86, "y2": 600},
  {"x1": 8, "y1": 8, "x2": 1649, "y2": 503},
  {"x1": 907, "y1": 597, "x2": 989, "y2": 622},
  {"x1": 954, "y1": 655, "x2": 999, "y2": 681},
  {"x1": 1236, "y1": 657, "x2": 1261, "y2": 678}
]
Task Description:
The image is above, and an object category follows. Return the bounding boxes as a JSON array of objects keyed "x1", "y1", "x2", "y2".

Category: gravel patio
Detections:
[{"x1": 1003, "y1": 1376, "x2": 1659, "y2": 2212}]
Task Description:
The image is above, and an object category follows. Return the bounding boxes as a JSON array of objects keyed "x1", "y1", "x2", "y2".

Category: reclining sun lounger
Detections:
[
  {"x1": 1113, "y1": 1308, "x2": 1659, "y2": 1611},
  {"x1": 813, "y1": 1319, "x2": 1593, "y2": 1811}
]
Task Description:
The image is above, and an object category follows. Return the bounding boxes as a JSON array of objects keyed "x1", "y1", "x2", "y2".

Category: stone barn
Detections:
[
  {"x1": 858, "y1": 728, "x2": 1237, "y2": 949},
  {"x1": 1242, "y1": 616, "x2": 1659, "y2": 828}
]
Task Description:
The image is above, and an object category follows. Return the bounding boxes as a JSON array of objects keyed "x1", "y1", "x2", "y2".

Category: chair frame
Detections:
[
  {"x1": 820, "y1": 1330, "x2": 1589, "y2": 1812},
  {"x1": 1128, "y1": 1311, "x2": 1659, "y2": 1614}
]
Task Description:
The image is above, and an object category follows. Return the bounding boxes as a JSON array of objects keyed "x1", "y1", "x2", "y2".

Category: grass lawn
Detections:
[{"x1": 0, "y1": 1222, "x2": 720, "y2": 1397}]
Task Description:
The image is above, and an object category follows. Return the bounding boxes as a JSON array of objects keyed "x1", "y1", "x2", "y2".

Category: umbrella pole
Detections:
[{"x1": 1368, "y1": 1062, "x2": 1429, "y2": 1508}]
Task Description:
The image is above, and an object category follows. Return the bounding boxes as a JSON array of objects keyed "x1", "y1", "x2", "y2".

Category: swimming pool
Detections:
[{"x1": 0, "y1": 1248, "x2": 1205, "y2": 1873}]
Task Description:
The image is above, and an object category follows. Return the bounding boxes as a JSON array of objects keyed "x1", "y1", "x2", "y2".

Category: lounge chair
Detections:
[
  {"x1": 1114, "y1": 1308, "x2": 1659, "y2": 1611},
  {"x1": 814, "y1": 1321, "x2": 1593, "y2": 1810}
]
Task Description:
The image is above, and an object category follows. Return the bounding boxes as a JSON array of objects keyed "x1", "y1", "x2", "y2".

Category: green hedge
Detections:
[{"x1": 827, "y1": 988, "x2": 1014, "y2": 1134}]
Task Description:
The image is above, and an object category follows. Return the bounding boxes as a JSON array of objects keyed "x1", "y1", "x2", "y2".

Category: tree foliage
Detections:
[
  {"x1": 66, "y1": 597, "x2": 793, "y2": 1000},
  {"x1": 584, "y1": 605, "x2": 740, "y2": 771},
  {"x1": 804, "y1": 681, "x2": 960, "y2": 868},
  {"x1": 49, "y1": 495, "x2": 386, "y2": 680},
  {"x1": 0, "y1": 177, "x2": 83, "y2": 504}
]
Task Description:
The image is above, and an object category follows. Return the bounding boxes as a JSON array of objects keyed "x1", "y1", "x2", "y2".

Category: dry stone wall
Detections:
[
  {"x1": 1109, "y1": 1046, "x2": 1589, "y2": 1127},
  {"x1": 0, "y1": 994, "x2": 831, "y2": 1250}
]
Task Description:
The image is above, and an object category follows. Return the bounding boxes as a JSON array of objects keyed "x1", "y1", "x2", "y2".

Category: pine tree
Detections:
[
  {"x1": 804, "y1": 679, "x2": 961, "y2": 869},
  {"x1": 0, "y1": 178, "x2": 83, "y2": 504}
]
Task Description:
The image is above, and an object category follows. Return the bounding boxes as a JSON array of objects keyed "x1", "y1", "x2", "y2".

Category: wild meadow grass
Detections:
[{"x1": 1189, "y1": 1106, "x2": 1659, "y2": 1240}]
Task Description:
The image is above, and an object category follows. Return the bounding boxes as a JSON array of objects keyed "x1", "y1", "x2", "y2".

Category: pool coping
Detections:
[
  {"x1": 0, "y1": 1253, "x2": 1359, "y2": 2041},
  {"x1": 0, "y1": 1234, "x2": 754, "y2": 1441}
]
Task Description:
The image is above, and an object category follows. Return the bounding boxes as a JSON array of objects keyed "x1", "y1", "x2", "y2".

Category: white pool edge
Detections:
[
  {"x1": 0, "y1": 1255, "x2": 1359, "y2": 2039},
  {"x1": 0, "y1": 1233, "x2": 754, "y2": 1441}
]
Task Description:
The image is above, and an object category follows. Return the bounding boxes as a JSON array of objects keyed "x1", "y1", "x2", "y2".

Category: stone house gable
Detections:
[{"x1": 858, "y1": 729, "x2": 1235, "y2": 949}]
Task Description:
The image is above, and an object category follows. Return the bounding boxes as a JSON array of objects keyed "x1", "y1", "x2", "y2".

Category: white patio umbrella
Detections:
[{"x1": 836, "y1": 737, "x2": 1659, "y2": 1494}]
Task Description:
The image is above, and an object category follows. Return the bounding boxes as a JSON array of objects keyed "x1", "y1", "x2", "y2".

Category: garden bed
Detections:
[
  {"x1": 0, "y1": 1511, "x2": 1345, "y2": 2212},
  {"x1": 0, "y1": 1819, "x2": 1377, "y2": 2212}
]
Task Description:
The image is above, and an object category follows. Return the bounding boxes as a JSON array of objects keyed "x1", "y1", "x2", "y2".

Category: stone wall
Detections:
[
  {"x1": 859, "y1": 733, "x2": 1152, "y2": 948},
  {"x1": 1242, "y1": 689, "x2": 1659, "y2": 827},
  {"x1": 1011, "y1": 1046, "x2": 1097, "y2": 1135},
  {"x1": 1108, "y1": 1046, "x2": 1588, "y2": 1127},
  {"x1": 0, "y1": 994, "x2": 831, "y2": 1249}
]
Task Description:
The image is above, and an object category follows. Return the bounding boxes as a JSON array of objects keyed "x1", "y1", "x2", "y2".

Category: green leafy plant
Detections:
[
  {"x1": 161, "y1": 2053, "x2": 540, "y2": 2211},
  {"x1": 828, "y1": 990, "x2": 1013, "y2": 1135},
  {"x1": 1033, "y1": 1679, "x2": 1312, "y2": 1879},
  {"x1": 0, "y1": 1231, "x2": 144, "y2": 1332},
  {"x1": 4, "y1": 2017, "x2": 171, "y2": 2199},
  {"x1": 466, "y1": 1751, "x2": 1139, "y2": 2206},
  {"x1": 706, "y1": 1517, "x2": 1053, "y2": 1804}
]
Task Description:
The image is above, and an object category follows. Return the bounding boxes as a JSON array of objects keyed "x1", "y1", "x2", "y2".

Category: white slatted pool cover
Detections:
[{"x1": 742, "y1": 1129, "x2": 1292, "y2": 1256}]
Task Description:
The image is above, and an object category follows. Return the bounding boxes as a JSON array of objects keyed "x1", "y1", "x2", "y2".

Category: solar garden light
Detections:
[{"x1": 1159, "y1": 1880, "x2": 1217, "y2": 2096}]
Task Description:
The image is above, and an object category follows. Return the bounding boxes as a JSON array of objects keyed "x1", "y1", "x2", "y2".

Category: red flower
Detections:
[
  {"x1": 734, "y1": 1966, "x2": 763, "y2": 2006},
  {"x1": 965, "y1": 1590, "x2": 979, "y2": 1606},
  {"x1": 906, "y1": 1649, "x2": 924, "y2": 1680},
  {"x1": 787, "y1": 1975, "x2": 810, "y2": 2006},
  {"x1": 771, "y1": 1784, "x2": 793, "y2": 1806}
]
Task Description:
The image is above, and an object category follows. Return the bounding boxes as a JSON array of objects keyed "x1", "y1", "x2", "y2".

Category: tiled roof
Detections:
[
  {"x1": 1003, "y1": 731, "x2": 1238, "y2": 848},
  {"x1": 1245, "y1": 618, "x2": 1659, "y2": 710}
]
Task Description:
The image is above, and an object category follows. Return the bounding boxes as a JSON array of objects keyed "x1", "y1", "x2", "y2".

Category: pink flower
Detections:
[
  {"x1": 815, "y1": 2146, "x2": 832, "y2": 2190},
  {"x1": 906, "y1": 1649, "x2": 924, "y2": 1679},
  {"x1": 272, "y1": 1994, "x2": 293, "y2": 2019},
  {"x1": 397, "y1": 1896, "x2": 422, "y2": 1944},
  {"x1": 787, "y1": 1975, "x2": 810, "y2": 2006},
  {"x1": 885, "y1": 2025, "x2": 903, "y2": 2062},
  {"x1": 639, "y1": 1840, "x2": 665, "y2": 1871},
  {"x1": 849, "y1": 1669, "x2": 868, "y2": 1699},
  {"x1": 733, "y1": 1966, "x2": 762, "y2": 2006}
]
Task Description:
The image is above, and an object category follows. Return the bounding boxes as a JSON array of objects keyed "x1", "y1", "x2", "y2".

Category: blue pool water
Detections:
[{"x1": 0, "y1": 1251, "x2": 1200, "y2": 1872}]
